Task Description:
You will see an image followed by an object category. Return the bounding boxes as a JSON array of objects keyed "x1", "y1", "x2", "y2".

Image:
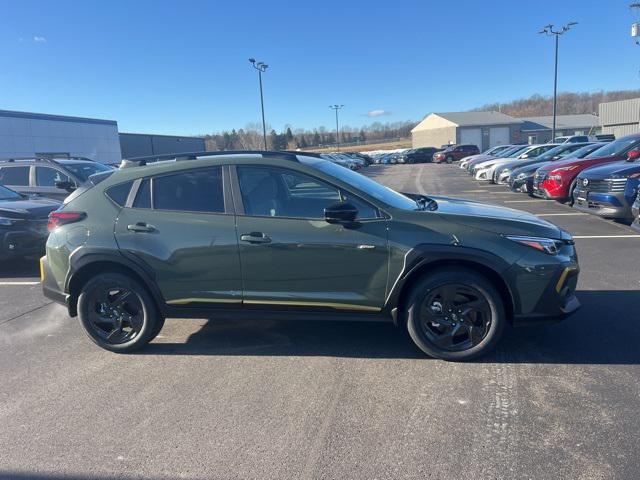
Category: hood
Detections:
[
  {"x1": 430, "y1": 196, "x2": 566, "y2": 239},
  {"x1": 500, "y1": 157, "x2": 550, "y2": 172},
  {"x1": 579, "y1": 160, "x2": 640, "y2": 179},
  {"x1": 0, "y1": 197, "x2": 61, "y2": 220},
  {"x1": 540, "y1": 154, "x2": 625, "y2": 172}
]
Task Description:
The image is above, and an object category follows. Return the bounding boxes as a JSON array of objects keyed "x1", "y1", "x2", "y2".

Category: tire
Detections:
[
  {"x1": 405, "y1": 268, "x2": 506, "y2": 361},
  {"x1": 565, "y1": 179, "x2": 578, "y2": 205},
  {"x1": 77, "y1": 272, "x2": 162, "y2": 353},
  {"x1": 445, "y1": 156, "x2": 454, "y2": 164}
]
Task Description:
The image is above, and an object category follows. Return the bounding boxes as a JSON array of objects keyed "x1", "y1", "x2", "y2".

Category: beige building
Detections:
[
  {"x1": 599, "y1": 98, "x2": 640, "y2": 138},
  {"x1": 411, "y1": 111, "x2": 522, "y2": 150}
]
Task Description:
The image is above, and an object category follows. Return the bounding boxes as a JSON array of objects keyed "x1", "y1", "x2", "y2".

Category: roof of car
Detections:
[{"x1": 0, "y1": 157, "x2": 102, "y2": 166}]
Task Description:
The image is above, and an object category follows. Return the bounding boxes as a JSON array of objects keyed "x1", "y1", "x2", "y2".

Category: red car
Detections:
[
  {"x1": 533, "y1": 133, "x2": 640, "y2": 201},
  {"x1": 433, "y1": 144, "x2": 480, "y2": 163}
]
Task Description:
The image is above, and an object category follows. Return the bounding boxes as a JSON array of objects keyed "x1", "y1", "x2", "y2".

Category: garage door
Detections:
[
  {"x1": 489, "y1": 127, "x2": 510, "y2": 148},
  {"x1": 460, "y1": 128, "x2": 482, "y2": 150}
]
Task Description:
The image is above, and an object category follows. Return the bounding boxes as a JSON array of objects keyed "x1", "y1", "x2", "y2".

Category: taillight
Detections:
[{"x1": 47, "y1": 211, "x2": 86, "y2": 232}]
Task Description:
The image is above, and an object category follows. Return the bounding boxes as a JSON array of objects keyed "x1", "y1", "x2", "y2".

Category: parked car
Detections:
[
  {"x1": 508, "y1": 143, "x2": 606, "y2": 194},
  {"x1": 495, "y1": 143, "x2": 592, "y2": 185},
  {"x1": 41, "y1": 151, "x2": 580, "y2": 361},
  {"x1": 433, "y1": 144, "x2": 480, "y2": 164},
  {"x1": 0, "y1": 184, "x2": 60, "y2": 260},
  {"x1": 553, "y1": 135, "x2": 592, "y2": 143},
  {"x1": 400, "y1": 147, "x2": 442, "y2": 164},
  {"x1": 631, "y1": 194, "x2": 640, "y2": 232},
  {"x1": 473, "y1": 144, "x2": 558, "y2": 182},
  {"x1": 465, "y1": 145, "x2": 529, "y2": 173},
  {"x1": 0, "y1": 157, "x2": 115, "y2": 201},
  {"x1": 533, "y1": 133, "x2": 640, "y2": 202},
  {"x1": 459, "y1": 145, "x2": 514, "y2": 170},
  {"x1": 572, "y1": 149, "x2": 640, "y2": 221}
]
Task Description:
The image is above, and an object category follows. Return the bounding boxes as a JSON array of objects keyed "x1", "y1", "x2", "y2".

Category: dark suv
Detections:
[
  {"x1": 41, "y1": 151, "x2": 580, "y2": 361},
  {"x1": 401, "y1": 147, "x2": 442, "y2": 164},
  {"x1": 0, "y1": 157, "x2": 114, "y2": 201},
  {"x1": 433, "y1": 145, "x2": 480, "y2": 164}
]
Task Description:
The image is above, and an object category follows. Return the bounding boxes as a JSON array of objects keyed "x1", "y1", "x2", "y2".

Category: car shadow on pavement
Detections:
[
  {"x1": 0, "y1": 257, "x2": 40, "y2": 279},
  {"x1": 140, "y1": 290, "x2": 640, "y2": 364}
]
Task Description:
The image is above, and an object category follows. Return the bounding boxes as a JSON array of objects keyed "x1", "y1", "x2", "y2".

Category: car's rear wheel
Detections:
[
  {"x1": 78, "y1": 273, "x2": 162, "y2": 353},
  {"x1": 405, "y1": 268, "x2": 506, "y2": 361}
]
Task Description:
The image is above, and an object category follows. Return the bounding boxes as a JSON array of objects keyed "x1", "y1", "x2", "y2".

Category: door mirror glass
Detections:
[
  {"x1": 55, "y1": 180, "x2": 76, "y2": 192},
  {"x1": 324, "y1": 202, "x2": 358, "y2": 224}
]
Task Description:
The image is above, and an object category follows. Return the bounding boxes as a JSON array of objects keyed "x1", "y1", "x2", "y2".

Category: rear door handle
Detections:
[
  {"x1": 240, "y1": 232, "x2": 271, "y2": 244},
  {"x1": 127, "y1": 222, "x2": 156, "y2": 233}
]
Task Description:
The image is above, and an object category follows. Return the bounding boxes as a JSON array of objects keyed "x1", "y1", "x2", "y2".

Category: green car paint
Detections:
[{"x1": 42, "y1": 153, "x2": 580, "y2": 328}]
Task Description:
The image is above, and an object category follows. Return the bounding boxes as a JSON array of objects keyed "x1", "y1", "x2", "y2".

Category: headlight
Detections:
[
  {"x1": 500, "y1": 168, "x2": 511, "y2": 174},
  {"x1": 507, "y1": 235, "x2": 563, "y2": 255},
  {"x1": 516, "y1": 173, "x2": 527, "y2": 179},
  {"x1": 0, "y1": 217, "x2": 20, "y2": 226}
]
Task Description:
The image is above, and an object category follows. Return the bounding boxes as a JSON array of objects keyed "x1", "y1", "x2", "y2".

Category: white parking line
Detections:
[
  {"x1": 461, "y1": 190, "x2": 489, "y2": 193},
  {"x1": 504, "y1": 200, "x2": 542, "y2": 203},
  {"x1": 573, "y1": 235, "x2": 640, "y2": 239},
  {"x1": 0, "y1": 281, "x2": 40, "y2": 286},
  {"x1": 537, "y1": 213, "x2": 588, "y2": 217}
]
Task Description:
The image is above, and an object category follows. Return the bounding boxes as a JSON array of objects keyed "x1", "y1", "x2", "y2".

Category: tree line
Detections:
[
  {"x1": 201, "y1": 121, "x2": 417, "y2": 151},
  {"x1": 200, "y1": 89, "x2": 640, "y2": 151},
  {"x1": 476, "y1": 89, "x2": 640, "y2": 117}
]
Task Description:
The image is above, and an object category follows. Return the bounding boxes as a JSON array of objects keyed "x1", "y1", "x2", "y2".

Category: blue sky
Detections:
[{"x1": 1, "y1": 0, "x2": 639, "y2": 135}]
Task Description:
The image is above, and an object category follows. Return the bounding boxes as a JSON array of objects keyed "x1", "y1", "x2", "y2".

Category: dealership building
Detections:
[
  {"x1": 412, "y1": 111, "x2": 604, "y2": 149},
  {"x1": 599, "y1": 98, "x2": 640, "y2": 138},
  {"x1": 0, "y1": 109, "x2": 205, "y2": 164}
]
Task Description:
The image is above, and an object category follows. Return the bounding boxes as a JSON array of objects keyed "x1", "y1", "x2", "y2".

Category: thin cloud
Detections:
[
  {"x1": 367, "y1": 109, "x2": 391, "y2": 118},
  {"x1": 33, "y1": 36, "x2": 47, "y2": 43}
]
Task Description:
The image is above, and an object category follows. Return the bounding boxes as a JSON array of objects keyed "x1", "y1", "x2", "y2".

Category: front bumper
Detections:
[
  {"x1": 0, "y1": 223, "x2": 49, "y2": 260},
  {"x1": 511, "y1": 263, "x2": 581, "y2": 326},
  {"x1": 509, "y1": 175, "x2": 533, "y2": 193},
  {"x1": 474, "y1": 168, "x2": 493, "y2": 181},
  {"x1": 572, "y1": 188, "x2": 632, "y2": 220}
]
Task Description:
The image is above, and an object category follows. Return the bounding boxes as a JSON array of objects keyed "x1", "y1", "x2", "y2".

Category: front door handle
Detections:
[
  {"x1": 127, "y1": 222, "x2": 156, "y2": 233},
  {"x1": 240, "y1": 232, "x2": 271, "y2": 244}
]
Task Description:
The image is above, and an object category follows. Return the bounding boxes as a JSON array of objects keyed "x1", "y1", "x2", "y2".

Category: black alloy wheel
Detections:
[
  {"x1": 78, "y1": 273, "x2": 161, "y2": 352},
  {"x1": 418, "y1": 284, "x2": 491, "y2": 352},
  {"x1": 406, "y1": 268, "x2": 505, "y2": 361}
]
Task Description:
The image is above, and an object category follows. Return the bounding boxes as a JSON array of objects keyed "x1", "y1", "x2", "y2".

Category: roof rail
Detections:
[
  {"x1": 1, "y1": 155, "x2": 97, "y2": 164},
  {"x1": 120, "y1": 150, "x2": 303, "y2": 168}
]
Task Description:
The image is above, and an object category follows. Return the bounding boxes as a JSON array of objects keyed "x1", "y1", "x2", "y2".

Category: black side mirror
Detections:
[
  {"x1": 324, "y1": 202, "x2": 358, "y2": 224},
  {"x1": 55, "y1": 180, "x2": 76, "y2": 192}
]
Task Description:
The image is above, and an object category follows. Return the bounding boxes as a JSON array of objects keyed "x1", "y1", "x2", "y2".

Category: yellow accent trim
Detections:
[
  {"x1": 166, "y1": 298, "x2": 242, "y2": 305},
  {"x1": 39, "y1": 256, "x2": 46, "y2": 283},
  {"x1": 243, "y1": 299, "x2": 381, "y2": 312},
  {"x1": 166, "y1": 297, "x2": 381, "y2": 312},
  {"x1": 555, "y1": 267, "x2": 578, "y2": 293}
]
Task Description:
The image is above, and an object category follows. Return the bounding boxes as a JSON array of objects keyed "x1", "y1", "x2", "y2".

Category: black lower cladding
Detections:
[{"x1": 418, "y1": 283, "x2": 492, "y2": 351}]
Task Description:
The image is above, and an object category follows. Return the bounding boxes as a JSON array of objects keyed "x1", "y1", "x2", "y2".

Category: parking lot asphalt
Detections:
[{"x1": 1, "y1": 163, "x2": 639, "y2": 480}]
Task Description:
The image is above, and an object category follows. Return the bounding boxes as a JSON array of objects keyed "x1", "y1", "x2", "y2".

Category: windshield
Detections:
[
  {"x1": 0, "y1": 185, "x2": 23, "y2": 201},
  {"x1": 534, "y1": 145, "x2": 573, "y2": 161},
  {"x1": 63, "y1": 162, "x2": 113, "y2": 182},
  {"x1": 302, "y1": 158, "x2": 417, "y2": 210},
  {"x1": 567, "y1": 143, "x2": 604, "y2": 159},
  {"x1": 505, "y1": 145, "x2": 528, "y2": 157},
  {"x1": 585, "y1": 136, "x2": 640, "y2": 158}
]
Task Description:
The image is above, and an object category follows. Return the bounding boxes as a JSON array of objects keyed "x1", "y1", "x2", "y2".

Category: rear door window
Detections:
[
  {"x1": 152, "y1": 167, "x2": 224, "y2": 213},
  {"x1": 0, "y1": 166, "x2": 30, "y2": 186},
  {"x1": 36, "y1": 167, "x2": 72, "y2": 187},
  {"x1": 133, "y1": 179, "x2": 151, "y2": 209}
]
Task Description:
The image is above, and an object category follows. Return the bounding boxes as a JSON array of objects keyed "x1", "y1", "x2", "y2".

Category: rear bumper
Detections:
[{"x1": 40, "y1": 255, "x2": 72, "y2": 313}]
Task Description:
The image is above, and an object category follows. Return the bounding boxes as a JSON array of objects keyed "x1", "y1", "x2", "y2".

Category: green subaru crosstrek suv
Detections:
[{"x1": 41, "y1": 151, "x2": 580, "y2": 360}]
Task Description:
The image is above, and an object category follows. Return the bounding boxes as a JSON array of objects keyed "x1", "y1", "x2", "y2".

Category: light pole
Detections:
[
  {"x1": 329, "y1": 105, "x2": 344, "y2": 151},
  {"x1": 539, "y1": 22, "x2": 577, "y2": 141},
  {"x1": 249, "y1": 58, "x2": 269, "y2": 150}
]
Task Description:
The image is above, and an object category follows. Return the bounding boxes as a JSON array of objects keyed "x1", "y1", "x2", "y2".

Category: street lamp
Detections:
[
  {"x1": 539, "y1": 22, "x2": 577, "y2": 140},
  {"x1": 249, "y1": 58, "x2": 269, "y2": 150},
  {"x1": 329, "y1": 105, "x2": 344, "y2": 151}
]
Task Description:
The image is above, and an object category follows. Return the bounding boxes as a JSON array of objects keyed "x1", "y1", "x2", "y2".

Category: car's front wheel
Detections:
[
  {"x1": 78, "y1": 273, "x2": 162, "y2": 353},
  {"x1": 405, "y1": 268, "x2": 506, "y2": 361},
  {"x1": 445, "y1": 156, "x2": 454, "y2": 164}
]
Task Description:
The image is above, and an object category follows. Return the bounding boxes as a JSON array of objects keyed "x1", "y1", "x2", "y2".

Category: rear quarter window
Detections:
[
  {"x1": 0, "y1": 166, "x2": 30, "y2": 186},
  {"x1": 105, "y1": 181, "x2": 134, "y2": 207}
]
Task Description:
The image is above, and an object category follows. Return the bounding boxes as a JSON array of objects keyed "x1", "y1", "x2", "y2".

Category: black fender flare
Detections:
[
  {"x1": 65, "y1": 247, "x2": 166, "y2": 314},
  {"x1": 384, "y1": 244, "x2": 518, "y2": 316}
]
